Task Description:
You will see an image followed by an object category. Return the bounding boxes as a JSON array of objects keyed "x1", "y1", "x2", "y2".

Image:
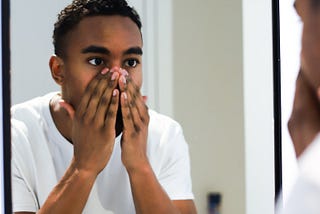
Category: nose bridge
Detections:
[{"x1": 109, "y1": 55, "x2": 122, "y2": 69}]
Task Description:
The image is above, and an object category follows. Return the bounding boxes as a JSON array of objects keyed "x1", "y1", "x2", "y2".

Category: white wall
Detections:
[{"x1": 10, "y1": 0, "x2": 68, "y2": 104}]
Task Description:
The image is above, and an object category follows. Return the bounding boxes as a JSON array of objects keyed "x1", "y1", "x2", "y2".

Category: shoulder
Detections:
[
  {"x1": 147, "y1": 109, "x2": 187, "y2": 152},
  {"x1": 11, "y1": 92, "x2": 56, "y2": 123},
  {"x1": 148, "y1": 109, "x2": 183, "y2": 135},
  {"x1": 11, "y1": 93, "x2": 58, "y2": 151}
]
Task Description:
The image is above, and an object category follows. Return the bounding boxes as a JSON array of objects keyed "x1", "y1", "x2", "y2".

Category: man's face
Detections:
[
  {"x1": 59, "y1": 15, "x2": 143, "y2": 109},
  {"x1": 295, "y1": 0, "x2": 320, "y2": 91}
]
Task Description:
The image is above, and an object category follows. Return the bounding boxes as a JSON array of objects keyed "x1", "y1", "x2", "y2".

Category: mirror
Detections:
[{"x1": 10, "y1": 0, "x2": 276, "y2": 213}]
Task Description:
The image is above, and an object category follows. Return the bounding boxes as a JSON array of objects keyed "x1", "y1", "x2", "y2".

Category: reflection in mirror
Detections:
[
  {"x1": 10, "y1": 0, "x2": 275, "y2": 214},
  {"x1": 279, "y1": 0, "x2": 301, "y2": 202}
]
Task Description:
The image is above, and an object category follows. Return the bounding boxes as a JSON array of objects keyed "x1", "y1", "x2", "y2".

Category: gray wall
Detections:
[
  {"x1": 173, "y1": 1, "x2": 245, "y2": 213},
  {"x1": 11, "y1": 0, "x2": 68, "y2": 104}
]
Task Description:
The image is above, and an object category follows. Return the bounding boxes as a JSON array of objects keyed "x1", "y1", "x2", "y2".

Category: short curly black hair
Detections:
[
  {"x1": 312, "y1": 0, "x2": 320, "y2": 7},
  {"x1": 53, "y1": 0, "x2": 142, "y2": 58}
]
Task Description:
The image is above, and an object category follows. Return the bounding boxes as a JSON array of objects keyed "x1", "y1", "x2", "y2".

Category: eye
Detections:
[
  {"x1": 88, "y1": 58, "x2": 104, "y2": 66},
  {"x1": 124, "y1": 59, "x2": 140, "y2": 68}
]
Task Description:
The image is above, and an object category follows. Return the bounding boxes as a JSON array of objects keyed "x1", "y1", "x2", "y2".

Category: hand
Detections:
[
  {"x1": 118, "y1": 70, "x2": 150, "y2": 172},
  {"x1": 60, "y1": 68, "x2": 120, "y2": 175},
  {"x1": 288, "y1": 70, "x2": 320, "y2": 157}
]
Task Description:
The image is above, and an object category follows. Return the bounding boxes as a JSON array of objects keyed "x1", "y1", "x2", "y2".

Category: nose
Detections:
[{"x1": 110, "y1": 66, "x2": 129, "y2": 76}]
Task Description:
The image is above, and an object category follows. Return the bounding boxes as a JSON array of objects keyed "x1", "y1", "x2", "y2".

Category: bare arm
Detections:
[
  {"x1": 119, "y1": 74, "x2": 197, "y2": 214},
  {"x1": 37, "y1": 160, "x2": 97, "y2": 214},
  {"x1": 14, "y1": 162, "x2": 95, "y2": 214},
  {"x1": 127, "y1": 163, "x2": 197, "y2": 214}
]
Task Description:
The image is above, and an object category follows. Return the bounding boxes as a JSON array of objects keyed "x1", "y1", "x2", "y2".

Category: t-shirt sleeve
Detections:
[
  {"x1": 157, "y1": 123, "x2": 194, "y2": 200},
  {"x1": 12, "y1": 159, "x2": 38, "y2": 212},
  {"x1": 11, "y1": 119, "x2": 38, "y2": 212}
]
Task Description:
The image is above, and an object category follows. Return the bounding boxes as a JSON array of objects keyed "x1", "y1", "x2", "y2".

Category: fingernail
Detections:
[
  {"x1": 110, "y1": 67, "x2": 119, "y2": 73},
  {"x1": 113, "y1": 89, "x2": 117, "y2": 96},
  {"x1": 111, "y1": 72, "x2": 119, "y2": 81},
  {"x1": 123, "y1": 92, "x2": 128, "y2": 99},
  {"x1": 101, "y1": 68, "x2": 109, "y2": 75},
  {"x1": 120, "y1": 75, "x2": 127, "y2": 84},
  {"x1": 120, "y1": 68, "x2": 129, "y2": 76}
]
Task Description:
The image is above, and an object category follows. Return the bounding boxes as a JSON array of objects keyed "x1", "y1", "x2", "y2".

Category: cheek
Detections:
[
  {"x1": 301, "y1": 25, "x2": 320, "y2": 89},
  {"x1": 130, "y1": 70, "x2": 142, "y2": 89},
  {"x1": 64, "y1": 72, "x2": 96, "y2": 106}
]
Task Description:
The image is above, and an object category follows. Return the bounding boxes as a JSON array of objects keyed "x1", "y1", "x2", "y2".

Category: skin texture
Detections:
[
  {"x1": 288, "y1": 0, "x2": 320, "y2": 157},
  {"x1": 15, "y1": 15, "x2": 196, "y2": 214}
]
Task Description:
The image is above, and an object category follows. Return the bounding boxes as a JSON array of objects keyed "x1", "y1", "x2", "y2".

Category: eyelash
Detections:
[
  {"x1": 123, "y1": 58, "x2": 140, "y2": 68},
  {"x1": 87, "y1": 57, "x2": 141, "y2": 68},
  {"x1": 88, "y1": 57, "x2": 105, "y2": 66}
]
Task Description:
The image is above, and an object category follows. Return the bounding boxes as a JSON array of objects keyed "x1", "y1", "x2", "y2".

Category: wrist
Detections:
[
  {"x1": 70, "y1": 158, "x2": 99, "y2": 181},
  {"x1": 126, "y1": 160, "x2": 153, "y2": 177}
]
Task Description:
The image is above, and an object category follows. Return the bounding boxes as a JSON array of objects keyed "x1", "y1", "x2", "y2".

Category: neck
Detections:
[{"x1": 49, "y1": 93, "x2": 73, "y2": 143}]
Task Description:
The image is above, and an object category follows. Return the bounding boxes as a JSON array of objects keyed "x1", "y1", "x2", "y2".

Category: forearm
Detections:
[
  {"x1": 128, "y1": 163, "x2": 180, "y2": 214},
  {"x1": 38, "y1": 158, "x2": 97, "y2": 214}
]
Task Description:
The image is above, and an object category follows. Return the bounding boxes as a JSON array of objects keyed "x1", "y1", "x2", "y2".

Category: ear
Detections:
[{"x1": 49, "y1": 55, "x2": 65, "y2": 86}]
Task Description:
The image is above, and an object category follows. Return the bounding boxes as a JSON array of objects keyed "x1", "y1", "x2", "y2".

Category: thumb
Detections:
[
  {"x1": 142, "y1": 95, "x2": 148, "y2": 104},
  {"x1": 59, "y1": 100, "x2": 75, "y2": 120}
]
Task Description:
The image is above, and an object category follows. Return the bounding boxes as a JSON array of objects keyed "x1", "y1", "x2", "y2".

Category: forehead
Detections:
[{"x1": 65, "y1": 15, "x2": 142, "y2": 53}]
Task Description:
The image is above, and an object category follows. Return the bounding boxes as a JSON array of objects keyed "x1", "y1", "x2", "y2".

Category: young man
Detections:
[
  {"x1": 11, "y1": 0, "x2": 197, "y2": 213},
  {"x1": 277, "y1": 0, "x2": 320, "y2": 213}
]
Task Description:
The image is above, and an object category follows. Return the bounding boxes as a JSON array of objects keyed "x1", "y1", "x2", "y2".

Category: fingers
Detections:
[
  {"x1": 77, "y1": 68, "x2": 120, "y2": 124},
  {"x1": 123, "y1": 75, "x2": 149, "y2": 122},
  {"x1": 76, "y1": 68, "x2": 109, "y2": 116},
  {"x1": 95, "y1": 72, "x2": 120, "y2": 125},
  {"x1": 119, "y1": 72, "x2": 149, "y2": 133},
  {"x1": 121, "y1": 92, "x2": 136, "y2": 131},
  {"x1": 89, "y1": 71, "x2": 119, "y2": 125},
  {"x1": 142, "y1": 96, "x2": 148, "y2": 104},
  {"x1": 103, "y1": 89, "x2": 120, "y2": 129}
]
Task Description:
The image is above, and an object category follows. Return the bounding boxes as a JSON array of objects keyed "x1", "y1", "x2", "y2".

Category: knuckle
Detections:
[
  {"x1": 100, "y1": 96, "x2": 109, "y2": 105},
  {"x1": 86, "y1": 82, "x2": 95, "y2": 92},
  {"x1": 107, "y1": 110, "x2": 115, "y2": 118},
  {"x1": 126, "y1": 113, "x2": 132, "y2": 120},
  {"x1": 130, "y1": 132, "x2": 137, "y2": 138},
  {"x1": 130, "y1": 100, "x2": 136, "y2": 107},
  {"x1": 108, "y1": 79, "x2": 114, "y2": 88},
  {"x1": 134, "y1": 124, "x2": 141, "y2": 132},
  {"x1": 111, "y1": 97, "x2": 117, "y2": 105},
  {"x1": 81, "y1": 116, "x2": 91, "y2": 125},
  {"x1": 92, "y1": 88, "x2": 99, "y2": 97}
]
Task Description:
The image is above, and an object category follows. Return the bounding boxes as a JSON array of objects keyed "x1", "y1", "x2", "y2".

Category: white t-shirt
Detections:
[
  {"x1": 276, "y1": 134, "x2": 320, "y2": 214},
  {"x1": 11, "y1": 92, "x2": 194, "y2": 213}
]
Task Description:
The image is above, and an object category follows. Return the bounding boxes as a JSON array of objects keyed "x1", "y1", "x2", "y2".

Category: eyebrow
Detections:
[
  {"x1": 123, "y1": 47, "x2": 143, "y2": 55},
  {"x1": 81, "y1": 45, "x2": 110, "y2": 55},
  {"x1": 81, "y1": 45, "x2": 143, "y2": 56}
]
